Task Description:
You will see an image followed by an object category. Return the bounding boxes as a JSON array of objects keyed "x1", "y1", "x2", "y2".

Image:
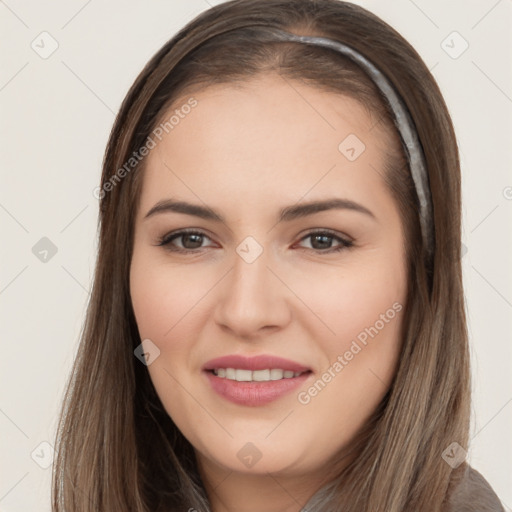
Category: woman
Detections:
[{"x1": 52, "y1": 0, "x2": 505, "y2": 510}]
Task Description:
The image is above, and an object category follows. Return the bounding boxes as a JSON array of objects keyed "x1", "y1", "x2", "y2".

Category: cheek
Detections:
[
  {"x1": 293, "y1": 255, "x2": 406, "y2": 351},
  {"x1": 129, "y1": 255, "x2": 214, "y2": 442},
  {"x1": 130, "y1": 252, "x2": 212, "y2": 344},
  {"x1": 289, "y1": 257, "x2": 406, "y2": 422},
  {"x1": 331, "y1": 278, "x2": 404, "y2": 354}
]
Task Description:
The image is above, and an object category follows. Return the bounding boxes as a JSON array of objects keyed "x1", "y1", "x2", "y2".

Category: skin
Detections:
[{"x1": 130, "y1": 73, "x2": 408, "y2": 512}]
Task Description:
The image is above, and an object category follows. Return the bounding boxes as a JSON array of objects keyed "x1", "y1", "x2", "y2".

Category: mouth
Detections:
[{"x1": 202, "y1": 354, "x2": 313, "y2": 406}]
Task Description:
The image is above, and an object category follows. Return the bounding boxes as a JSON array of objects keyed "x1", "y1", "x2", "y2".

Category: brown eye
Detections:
[
  {"x1": 157, "y1": 230, "x2": 214, "y2": 252},
  {"x1": 178, "y1": 233, "x2": 206, "y2": 249},
  {"x1": 310, "y1": 234, "x2": 335, "y2": 250},
  {"x1": 298, "y1": 230, "x2": 353, "y2": 253}
]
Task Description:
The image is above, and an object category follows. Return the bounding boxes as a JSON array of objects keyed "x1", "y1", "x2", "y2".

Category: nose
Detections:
[{"x1": 213, "y1": 246, "x2": 292, "y2": 339}]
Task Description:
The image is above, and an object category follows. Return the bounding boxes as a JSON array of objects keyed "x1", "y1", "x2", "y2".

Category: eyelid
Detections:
[{"x1": 300, "y1": 227, "x2": 352, "y2": 242}]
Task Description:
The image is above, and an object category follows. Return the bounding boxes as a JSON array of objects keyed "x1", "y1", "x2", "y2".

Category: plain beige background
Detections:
[{"x1": 1, "y1": 1, "x2": 511, "y2": 510}]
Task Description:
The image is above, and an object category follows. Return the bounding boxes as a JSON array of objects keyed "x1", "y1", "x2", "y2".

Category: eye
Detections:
[
  {"x1": 156, "y1": 229, "x2": 215, "y2": 253},
  {"x1": 156, "y1": 228, "x2": 353, "y2": 254},
  {"x1": 296, "y1": 229, "x2": 353, "y2": 253}
]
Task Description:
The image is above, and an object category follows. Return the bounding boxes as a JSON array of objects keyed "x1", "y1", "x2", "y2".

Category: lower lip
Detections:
[{"x1": 204, "y1": 371, "x2": 311, "y2": 406}]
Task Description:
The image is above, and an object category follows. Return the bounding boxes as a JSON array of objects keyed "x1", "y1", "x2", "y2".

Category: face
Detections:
[{"x1": 130, "y1": 73, "x2": 408, "y2": 483}]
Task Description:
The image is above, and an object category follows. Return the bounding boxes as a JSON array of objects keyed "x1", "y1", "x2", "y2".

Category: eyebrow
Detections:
[{"x1": 144, "y1": 197, "x2": 375, "y2": 223}]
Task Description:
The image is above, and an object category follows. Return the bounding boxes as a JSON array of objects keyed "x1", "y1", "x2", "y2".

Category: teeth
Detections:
[
  {"x1": 235, "y1": 369, "x2": 252, "y2": 381},
  {"x1": 270, "y1": 369, "x2": 284, "y2": 380},
  {"x1": 213, "y1": 368, "x2": 304, "y2": 382},
  {"x1": 253, "y1": 369, "x2": 270, "y2": 381}
]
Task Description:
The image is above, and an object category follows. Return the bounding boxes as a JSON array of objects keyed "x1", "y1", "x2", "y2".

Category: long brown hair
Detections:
[{"x1": 52, "y1": 1, "x2": 470, "y2": 510}]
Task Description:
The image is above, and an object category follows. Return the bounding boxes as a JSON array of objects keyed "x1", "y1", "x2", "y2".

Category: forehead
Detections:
[
  {"x1": 169, "y1": 73, "x2": 378, "y2": 140},
  {"x1": 140, "y1": 73, "x2": 394, "y2": 213}
]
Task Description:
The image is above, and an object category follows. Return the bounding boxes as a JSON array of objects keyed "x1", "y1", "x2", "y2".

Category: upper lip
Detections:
[{"x1": 202, "y1": 354, "x2": 311, "y2": 373}]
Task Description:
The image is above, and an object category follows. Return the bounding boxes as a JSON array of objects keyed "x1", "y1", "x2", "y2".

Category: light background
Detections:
[{"x1": 0, "y1": 0, "x2": 511, "y2": 510}]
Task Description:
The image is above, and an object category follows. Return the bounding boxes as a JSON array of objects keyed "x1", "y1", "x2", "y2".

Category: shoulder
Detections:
[{"x1": 446, "y1": 464, "x2": 505, "y2": 512}]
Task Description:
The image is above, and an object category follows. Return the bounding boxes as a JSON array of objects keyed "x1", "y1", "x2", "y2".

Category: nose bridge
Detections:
[{"x1": 213, "y1": 240, "x2": 290, "y2": 336}]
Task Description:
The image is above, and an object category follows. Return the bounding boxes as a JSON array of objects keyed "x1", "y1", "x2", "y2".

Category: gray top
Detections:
[{"x1": 447, "y1": 465, "x2": 505, "y2": 512}]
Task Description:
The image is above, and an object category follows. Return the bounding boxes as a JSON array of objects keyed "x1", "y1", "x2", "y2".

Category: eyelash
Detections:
[{"x1": 156, "y1": 229, "x2": 354, "y2": 254}]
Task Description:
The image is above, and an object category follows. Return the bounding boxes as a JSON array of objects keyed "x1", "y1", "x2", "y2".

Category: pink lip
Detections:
[
  {"x1": 202, "y1": 354, "x2": 312, "y2": 407},
  {"x1": 202, "y1": 354, "x2": 311, "y2": 373},
  {"x1": 204, "y1": 371, "x2": 311, "y2": 407}
]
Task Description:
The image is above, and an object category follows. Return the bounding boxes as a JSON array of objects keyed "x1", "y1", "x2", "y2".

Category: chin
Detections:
[{"x1": 194, "y1": 435, "x2": 316, "y2": 477}]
